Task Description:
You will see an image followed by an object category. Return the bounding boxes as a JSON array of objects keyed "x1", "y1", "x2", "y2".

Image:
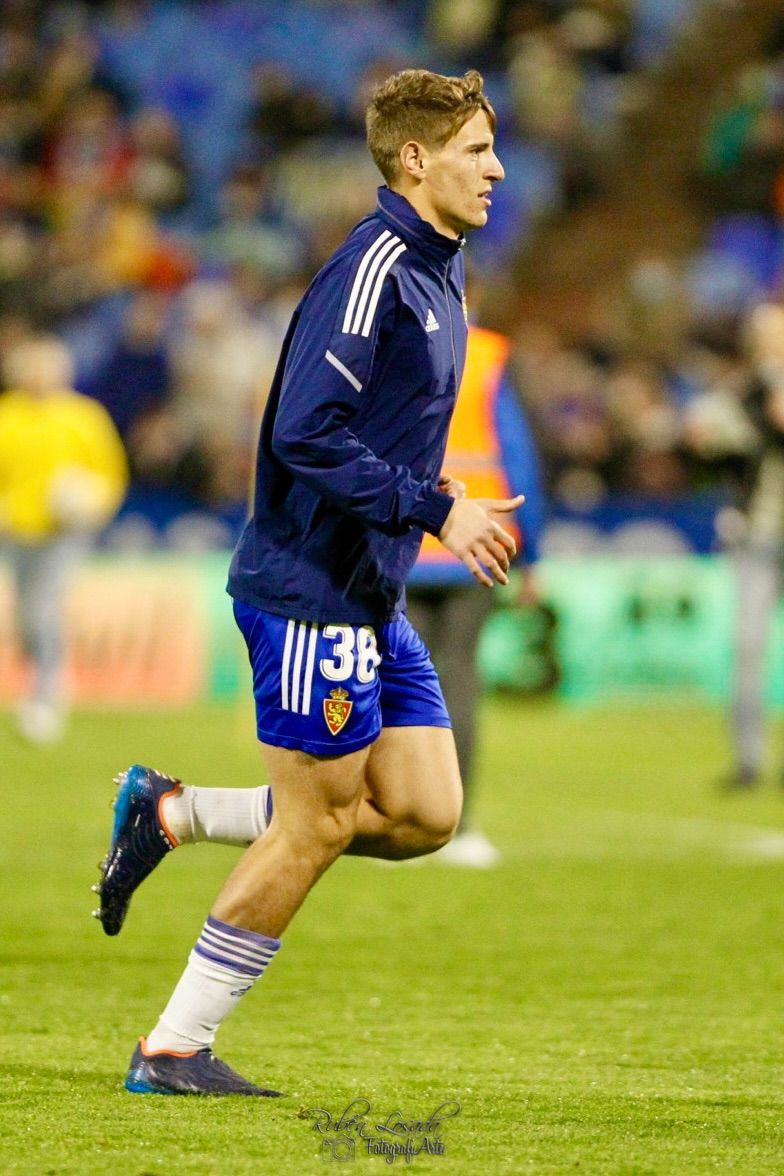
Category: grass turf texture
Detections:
[{"x1": 2, "y1": 699, "x2": 784, "y2": 1174}]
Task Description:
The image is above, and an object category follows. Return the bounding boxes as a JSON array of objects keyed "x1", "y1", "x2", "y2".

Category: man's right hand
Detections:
[{"x1": 438, "y1": 494, "x2": 525, "y2": 588}]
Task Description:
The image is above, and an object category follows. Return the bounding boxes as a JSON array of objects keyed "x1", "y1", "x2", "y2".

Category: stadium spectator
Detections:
[
  {"x1": 682, "y1": 300, "x2": 784, "y2": 789},
  {"x1": 126, "y1": 106, "x2": 191, "y2": 216},
  {"x1": 40, "y1": 88, "x2": 133, "y2": 225},
  {"x1": 407, "y1": 318, "x2": 545, "y2": 867},
  {"x1": 505, "y1": 1, "x2": 609, "y2": 207},
  {"x1": 699, "y1": 19, "x2": 784, "y2": 221},
  {"x1": 86, "y1": 287, "x2": 171, "y2": 438},
  {"x1": 603, "y1": 356, "x2": 686, "y2": 497},
  {"x1": 122, "y1": 400, "x2": 209, "y2": 506},
  {"x1": 200, "y1": 164, "x2": 305, "y2": 282},
  {"x1": 247, "y1": 62, "x2": 336, "y2": 157},
  {"x1": 169, "y1": 276, "x2": 280, "y2": 507},
  {"x1": 515, "y1": 332, "x2": 616, "y2": 508},
  {"x1": 0, "y1": 334, "x2": 127, "y2": 741}
]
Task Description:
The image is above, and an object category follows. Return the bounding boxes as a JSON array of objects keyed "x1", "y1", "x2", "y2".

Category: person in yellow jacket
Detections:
[
  {"x1": 0, "y1": 335, "x2": 128, "y2": 741},
  {"x1": 407, "y1": 323, "x2": 545, "y2": 866}
]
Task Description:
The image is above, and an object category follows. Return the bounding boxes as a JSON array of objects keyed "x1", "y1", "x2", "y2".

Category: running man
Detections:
[{"x1": 96, "y1": 68, "x2": 520, "y2": 1096}]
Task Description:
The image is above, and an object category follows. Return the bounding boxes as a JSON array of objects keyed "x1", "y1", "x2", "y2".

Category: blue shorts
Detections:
[{"x1": 233, "y1": 600, "x2": 451, "y2": 756}]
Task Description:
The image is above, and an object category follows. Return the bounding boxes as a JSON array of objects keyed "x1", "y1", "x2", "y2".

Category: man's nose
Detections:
[{"x1": 487, "y1": 153, "x2": 505, "y2": 182}]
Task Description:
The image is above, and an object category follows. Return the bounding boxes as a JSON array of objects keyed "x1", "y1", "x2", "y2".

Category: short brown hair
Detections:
[{"x1": 366, "y1": 68, "x2": 496, "y2": 183}]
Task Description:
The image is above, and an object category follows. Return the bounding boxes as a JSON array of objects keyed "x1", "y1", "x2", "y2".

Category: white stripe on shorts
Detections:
[
  {"x1": 281, "y1": 620, "x2": 319, "y2": 716},
  {"x1": 301, "y1": 623, "x2": 318, "y2": 716},
  {"x1": 281, "y1": 619, "x2": 295, "y2": 711},
  {"x1": 290, "y1": 622, "x2": 307, "y2": 714}
]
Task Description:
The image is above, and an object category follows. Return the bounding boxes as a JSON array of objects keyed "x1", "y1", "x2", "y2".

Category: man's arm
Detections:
[
  {"x1": 273, "y1": 400, "x2": 454, "y2": 538},
  {"x1": 271, "y1": 264, "x2": 454, "y2": 538}
]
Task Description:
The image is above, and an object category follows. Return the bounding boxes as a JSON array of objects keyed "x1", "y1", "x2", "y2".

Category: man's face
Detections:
[{"x1": 418, "y1": 110, "x2": 504, "y2": 238}]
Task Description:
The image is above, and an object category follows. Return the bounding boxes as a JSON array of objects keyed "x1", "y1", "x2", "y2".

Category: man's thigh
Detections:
[
  {"x1": 364, "y1": 725, "x2": 462, "y2": 833},
  {"x1": 259, "y1": 740, "x2": 371, "y2": 838},
  {"x1": 370, "y1": 611, "x2": 460, "y2": 828}
]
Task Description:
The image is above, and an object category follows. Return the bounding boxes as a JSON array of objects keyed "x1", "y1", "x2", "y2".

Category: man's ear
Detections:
[{"x1": 399, "y1": 140, "x2": 427, "y2": 180}]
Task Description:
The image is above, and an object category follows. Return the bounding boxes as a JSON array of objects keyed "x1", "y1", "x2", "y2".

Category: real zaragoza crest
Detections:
[{"x1": 324, "y1": 687, "x2": 353, "y2": 735}]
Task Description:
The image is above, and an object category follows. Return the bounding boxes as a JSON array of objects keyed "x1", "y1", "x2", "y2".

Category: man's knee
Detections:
[
  {"x1": 273, "y1": 798, "x2": 360, "y2": 871},
  {"x1": 404, "y1": 793, "x2": 462, "y2": 852},
  {"x1": 261, "y1": 740, "x2": 369, "y2": 861},
  {"x1": 309, "y1": 804, "x2": 359, "y2": 856},
  {"x1": 425, "y1": 808, "x2": 461, "y2": 850}
]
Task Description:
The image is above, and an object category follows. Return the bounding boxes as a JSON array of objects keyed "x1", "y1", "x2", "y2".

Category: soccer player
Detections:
[{"x1": 97, "y1": 68, "x2": 520, "y2": 1096}]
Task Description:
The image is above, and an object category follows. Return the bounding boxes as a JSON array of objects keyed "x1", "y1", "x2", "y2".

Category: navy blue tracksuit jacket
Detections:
[{"x1": 228, "y1": 186, "x2": 468, "y2": 626}]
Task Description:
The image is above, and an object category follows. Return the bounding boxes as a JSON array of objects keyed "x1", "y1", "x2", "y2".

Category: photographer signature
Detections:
[{"x1": 311, "y1": 1099, "x2": 461, "y2": 1139}]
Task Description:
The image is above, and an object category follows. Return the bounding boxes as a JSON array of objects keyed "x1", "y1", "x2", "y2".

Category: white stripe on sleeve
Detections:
[
  {"x1": 360, "y1": 242, "x2": 407, "y2": 338},
  {"x1": 348, "y1": 234, "x2": 401, "y2": 335},
  {"x1": 325, "y1": 349, "x2": 362, "y2": 393},
  {"x1": 342, "y1": 231, "x2": 391, "y2": 333}
]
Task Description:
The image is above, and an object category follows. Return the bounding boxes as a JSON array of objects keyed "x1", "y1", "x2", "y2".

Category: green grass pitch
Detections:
[{"x1": 2, "y1": 696, "x2": 784, "y2": 1174}]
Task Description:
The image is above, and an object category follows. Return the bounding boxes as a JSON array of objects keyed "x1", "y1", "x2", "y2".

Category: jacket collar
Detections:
[{"x1": 376, "y1": 187, "x2": 464, "y2": 271}]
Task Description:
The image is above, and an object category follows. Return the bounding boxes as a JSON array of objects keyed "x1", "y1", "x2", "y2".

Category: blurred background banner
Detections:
[
  {"x1": 481, "y1": 556, "x2": 737, "y2": 701},
  {"x1": 6, "y1": 551, "x2": 784, "y2": 708},
  {"x1": 0, "y1": 554, "x2": 241, "y2": 705}
]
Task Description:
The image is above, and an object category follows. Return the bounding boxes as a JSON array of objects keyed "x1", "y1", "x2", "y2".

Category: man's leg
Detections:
[
  {"x1": 125, "y1": 727, "x2": 457, "y2": 1095},
  {"x1": 96, "y1": 766, "x2": 274, "y2": 937},
  {"x1": 729, "y1": 545, "x2": 780, "y2": 786},
  {"x1": 408, "y1": 586, "x2": 491, "y2": 828},
  {"x1": 345, "y1": 725, "x2": 462, "y2": 859},
  {"x1": 9, "y1": 535, "x2": 84, "y2": 741},
  {"x1": 209, "y1": 741, "x2": 370, "y2": 934},
  {"x1": 164, "y1": 780, "x2": 272, "y2": 846},
  {"x1": 117, "y1": 721, "x2": 458, "y2": 1098},
  {"x1": 97, "y1": 726, "x2": 454, "y2": 938},
  {"x1": 127, "y1": 741, "x2": 370, "y2": 1095},
  {"x1": 145, "y1": 725, "x2": 460, "y2": 864}
]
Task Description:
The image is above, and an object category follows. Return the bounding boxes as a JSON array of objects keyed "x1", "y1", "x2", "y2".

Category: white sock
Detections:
[
  {"x1": 162, "y1": 785, "x2": 272, "y2": 846},
  {"x1": 145, "y1": 915, "x2": 281, "y2": 1053}
]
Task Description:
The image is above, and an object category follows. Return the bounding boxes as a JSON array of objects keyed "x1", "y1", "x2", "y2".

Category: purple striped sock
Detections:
[{"x1": 193, "y1": 915, "x2": 280, "y2": 979}]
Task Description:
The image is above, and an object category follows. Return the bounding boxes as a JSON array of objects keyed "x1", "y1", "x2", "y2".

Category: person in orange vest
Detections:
[{"x1": 406, "y1": 321, "x2": 544, "y2": 866}]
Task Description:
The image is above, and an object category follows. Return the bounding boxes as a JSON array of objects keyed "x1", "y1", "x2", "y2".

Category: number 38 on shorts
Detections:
[
  {"x1": 232, "y1": 600, "x2": 450, "y2": 758},
  {"x1": 318, "y1": 624, "x2": 382, "y2": 686}
]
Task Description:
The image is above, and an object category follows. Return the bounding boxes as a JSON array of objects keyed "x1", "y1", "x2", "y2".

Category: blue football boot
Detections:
[
  {"x1": 94, "y1": 765, "x2": 181, "y2": 936},
  {"x1": 125, "y1": 1038, "x2": 283, "y2": 1097}
]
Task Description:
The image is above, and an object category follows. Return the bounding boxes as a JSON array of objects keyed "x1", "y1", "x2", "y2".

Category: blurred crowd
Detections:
[{"x1": 0, "y1": 0, "x2": 783, "y2": 552}]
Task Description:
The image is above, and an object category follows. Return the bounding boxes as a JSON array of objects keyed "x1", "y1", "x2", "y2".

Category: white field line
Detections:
[{"x1": 511, "y1": 809, "x2": 784, "y2": 862}]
